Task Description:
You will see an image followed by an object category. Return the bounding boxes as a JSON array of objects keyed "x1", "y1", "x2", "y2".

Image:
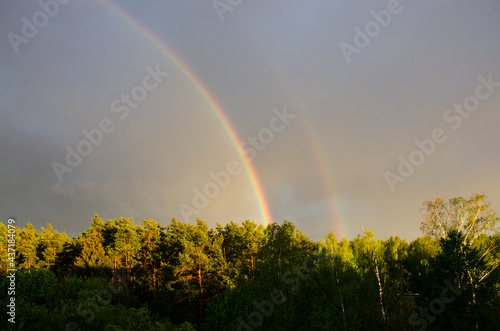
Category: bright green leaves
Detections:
[
  {"x1": 37, "y1": 223, "x2": 69, "y2": 270},
  {"x1": 17, "y1": 222, "x2": 41, "y2": 270}
]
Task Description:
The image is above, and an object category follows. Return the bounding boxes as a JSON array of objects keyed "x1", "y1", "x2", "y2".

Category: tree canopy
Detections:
[{"x1": 1, "y1": 193, "x2": 499, "y2": 330}]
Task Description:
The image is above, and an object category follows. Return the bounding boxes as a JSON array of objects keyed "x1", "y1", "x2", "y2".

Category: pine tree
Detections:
[
  {"x1": 138, "y1": 218, "x2": 167, "y2": 296},
  {"x1": 173, "y1": 219, "x2": 227, "y2": 322},
  {"x1": 104, "y1": 217, "x2": 141, "y2": 278},
  {"x1": 37, "y1": 223, "x2": 69, "y2": 270},
  {"x1": 75, "y1": 215, "x2": 108, "y2": 269},
  {"x1": 18, "y1": 222, "x2": 40, "y2": 271}
]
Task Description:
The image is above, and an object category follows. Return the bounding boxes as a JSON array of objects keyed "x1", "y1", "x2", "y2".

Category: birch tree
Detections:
[{"x1": 421, "y1": 193, "x2": 499, "y2": 245}]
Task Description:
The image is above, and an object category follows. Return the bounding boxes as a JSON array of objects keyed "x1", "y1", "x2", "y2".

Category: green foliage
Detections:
[
  {"x1": 419, "y1": 229, "x2": 500, "y2": 330},
  {"x1": 173, "y1": 219, "x2": 227, "y2": 322},
  {"x1": 17, "y1": 222, "x2": 40, "y2": 270},
  {"x1": 216, "y1": 220, "x2": 264, "y2": 285},
  {"x1": 75, "y1": 215, "x2": 109, "y2": 270},
  {"x1": 93, "y1": 305, "x2": 196, "y2": 331},
  {"x1": 1, "y1": 193, "x2": 499, "y2": 329},
  {"x1": 0, "y1": 269, "x2": 61, "y2": 330},
  {"x1": 37, "y1": 223, "x2": 69, "y2": 270}
]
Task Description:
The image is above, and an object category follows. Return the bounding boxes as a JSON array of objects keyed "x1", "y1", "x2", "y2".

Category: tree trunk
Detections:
[
  {"x1": 334, "y1": 261, "x2": 347, "y2": 329},
  {"x1": 198, "y1": 267, "x2": 203, "y2": 323},
  {"x1": 372, "y1": 253, "x2": 387, "y2": 323},
  {"x1": 363, "y1": 228, "x2": 386, "y2": 324}
]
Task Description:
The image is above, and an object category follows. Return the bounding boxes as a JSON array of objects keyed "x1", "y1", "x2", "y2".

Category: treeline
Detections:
[{"x1": 1, "y1": 194, "x2": 500, "y2": 330}]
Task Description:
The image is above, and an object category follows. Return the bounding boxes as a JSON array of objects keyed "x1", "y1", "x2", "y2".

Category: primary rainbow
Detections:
[{"x1": 94, "y1": 0, "x2": 273, "y2": 226}]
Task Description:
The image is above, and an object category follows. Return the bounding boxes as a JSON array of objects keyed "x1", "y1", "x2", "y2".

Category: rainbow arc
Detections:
[{"x1": 95, "y1": 0, "x2": 273, "y2": 226}]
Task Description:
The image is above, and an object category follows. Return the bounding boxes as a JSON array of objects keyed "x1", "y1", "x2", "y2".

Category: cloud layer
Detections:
[{"x1": 1, "y1": 0, "x2": 500, "y2": 241}]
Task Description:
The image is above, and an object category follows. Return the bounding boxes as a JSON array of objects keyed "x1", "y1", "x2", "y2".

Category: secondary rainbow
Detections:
[
  {"x1": 235, "y1": 18, "x2": 349, "y2": 238},
  {"x1": 94, "y1": 0, "x2": 273, "y2": 226}
]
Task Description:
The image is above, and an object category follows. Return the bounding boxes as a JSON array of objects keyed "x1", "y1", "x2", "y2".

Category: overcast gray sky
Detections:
[{"x1": 1, "y1": 0, "x2": 499, "y2": 241}]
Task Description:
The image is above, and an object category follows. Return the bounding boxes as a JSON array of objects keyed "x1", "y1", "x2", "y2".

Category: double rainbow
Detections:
[{"x1": 92, "y1": 1, "x2": 347, "y2": 237}]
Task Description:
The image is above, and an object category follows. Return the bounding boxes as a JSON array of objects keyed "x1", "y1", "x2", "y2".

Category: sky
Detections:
[{"x1": 1, "y1": 0, "x2": 500, "y2": 242}]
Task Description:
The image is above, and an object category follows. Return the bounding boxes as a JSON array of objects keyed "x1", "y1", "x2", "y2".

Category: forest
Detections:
[{"x1": 1, "y1": 193, "x2": 499, "y2": 330}]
